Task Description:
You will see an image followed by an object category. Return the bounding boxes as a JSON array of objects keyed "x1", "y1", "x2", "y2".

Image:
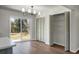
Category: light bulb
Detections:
[
  {"x1": 33, "y1": 10, "x2": 36, "y2": 14},
  {"x1": 38, "y1": 12, "x2": 40, "y2": 15},
  {"x1": 22, "y1": 8, "x2": 25, "y2": 12},
  {"x1": 28, "y1": 9, "x2": 31, "y2": 13},
  {"x1": 10, "y1": 17, "x2": 15, "y2": 22}
]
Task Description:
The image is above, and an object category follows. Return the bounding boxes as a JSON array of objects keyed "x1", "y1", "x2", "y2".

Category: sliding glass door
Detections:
[
  {"x1": 21, "y1": 19, "x2": 30, "y2": 41},
  {"x1": 10, "y1": 17, "x2": 30, "y2": 42}
]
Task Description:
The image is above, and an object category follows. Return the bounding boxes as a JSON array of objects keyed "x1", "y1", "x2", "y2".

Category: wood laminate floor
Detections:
[{"x1": 13, "y1": 40, "x2": 73, "y2": 54}]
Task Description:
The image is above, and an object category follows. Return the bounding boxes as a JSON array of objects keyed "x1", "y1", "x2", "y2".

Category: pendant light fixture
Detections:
[{"x1": 21, "y1": 6, "x2": 40, "y2": 16}]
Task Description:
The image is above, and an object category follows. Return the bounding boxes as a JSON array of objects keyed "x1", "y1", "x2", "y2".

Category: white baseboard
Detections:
[
  {"x1": 45, "y1": 42, "x2": 50, "y2": 45},
  {"x1": 70, "y1": 48, "x2": 79, "y2": 53},
  {"x1": 45, "y1": 42, "x2": 65, "y2": 46},
  {"x1": 43, "y1": 41, "x2": 79, "y2": 53},
  {"x1": 53, "y1": 42, "x2": 65, "y2": 47}
]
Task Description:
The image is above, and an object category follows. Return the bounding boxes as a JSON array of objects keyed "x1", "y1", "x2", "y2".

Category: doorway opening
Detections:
[
  {"x1": 50, "y1": 12, "x2": 70, "y2": 51},
  {"x1": 10, "y1": 17, "x2": 30, "y2": 42}
]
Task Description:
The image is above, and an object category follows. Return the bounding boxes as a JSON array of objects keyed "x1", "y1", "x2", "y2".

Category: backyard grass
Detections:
[{"x1": 10, "y1": 32, "x2": 30, "y2": 41}]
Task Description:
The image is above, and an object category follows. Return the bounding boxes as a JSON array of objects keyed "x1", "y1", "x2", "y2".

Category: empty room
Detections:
[{"x1": 0, "y1": 5, "x2": 79, "y2": 54}]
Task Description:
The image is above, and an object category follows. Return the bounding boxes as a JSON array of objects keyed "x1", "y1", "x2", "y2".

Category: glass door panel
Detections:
[
  {"x1": 21, "y1": 19, "x2": 30, "y2": 41},
  {"x1": 10, "y1": 17, "x2": 30, "y2": 42},
  {"x1": 10, "y1": 18, "x2": 21, "y2": 42}
]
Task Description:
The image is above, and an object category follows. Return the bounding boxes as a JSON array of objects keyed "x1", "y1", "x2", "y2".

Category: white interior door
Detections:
[
  {"x1": 36, "y1": 18, "x2": 44, "y2": 42},
  {"x1": 36, "y1": 19, "x2": 40, "y2": 40}
]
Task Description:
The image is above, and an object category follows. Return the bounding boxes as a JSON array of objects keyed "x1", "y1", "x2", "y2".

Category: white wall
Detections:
[{"x1": 0, "y1": 7, "x2": 36, "y2": 40}]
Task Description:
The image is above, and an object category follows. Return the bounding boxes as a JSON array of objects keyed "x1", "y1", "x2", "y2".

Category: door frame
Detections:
[
  {"x1": 65, "y1": 12, "x2": 70, "y2": 51},
  {"x1": 51, "y1": 12, "x2": 70, "y2": 51}
]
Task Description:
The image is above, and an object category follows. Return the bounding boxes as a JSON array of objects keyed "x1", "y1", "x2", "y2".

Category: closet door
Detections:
[
  {"x1": 36, "y1": 18, "x2": 44, "y2": 42},
  {"x1": 40, "y1": 18, "x2": 44, "y2": 42},
  {"x1": 36, "y1": 19, "x2": 40, "y2": 40}
]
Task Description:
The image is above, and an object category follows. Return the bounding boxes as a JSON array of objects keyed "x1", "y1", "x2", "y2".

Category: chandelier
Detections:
[{"x1": 21, "y1": 6, "x2": 40, "y2": 16}]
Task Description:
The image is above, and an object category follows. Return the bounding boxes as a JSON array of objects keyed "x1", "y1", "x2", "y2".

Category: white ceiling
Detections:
[
  {"x1": 1, "y1": 5, "x2": 60, "y2": 12},
  {"x1": 0, "y1": 5, "x2": 71, "y2": 17}
]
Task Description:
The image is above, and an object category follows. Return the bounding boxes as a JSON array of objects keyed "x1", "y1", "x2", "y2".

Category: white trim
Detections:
[
  {"x1": 53, "y1": 42, "x2": 65, "y2": 47},
  {"x1": 35, "y1": 19, "x2": 37, "y2": 40},
  {"x1": 70, "y1": 48, "x2": 79, "y2": 53},
  {"x1": 45, "y1": 42, "x2": 50, "y2": 45},
  {"x1": 69, "y1": 11, "x2": 71, "y2": 50}
]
